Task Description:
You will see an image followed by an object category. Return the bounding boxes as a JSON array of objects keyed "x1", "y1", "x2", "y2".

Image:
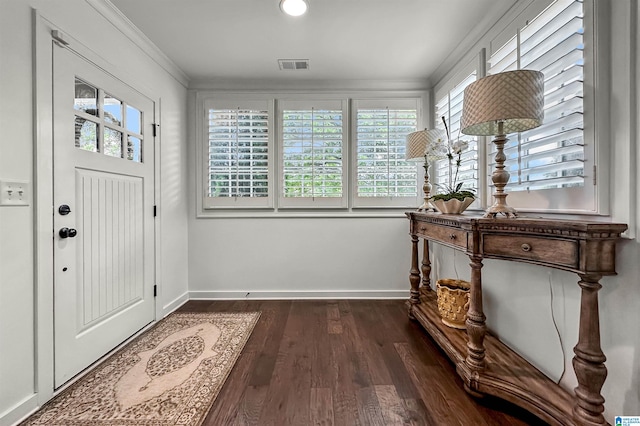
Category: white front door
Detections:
[{"x1": 53, "y1": 46, "x2": 156, "y2": 387}]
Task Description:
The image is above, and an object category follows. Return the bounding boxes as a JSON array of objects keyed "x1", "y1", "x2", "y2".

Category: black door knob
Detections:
[
  {"x1": 58, "y1": 204, "x2": 71, "y2": 215},
  {"x1": 59, "y1": 227, "x2": 77, "y2": 238}
]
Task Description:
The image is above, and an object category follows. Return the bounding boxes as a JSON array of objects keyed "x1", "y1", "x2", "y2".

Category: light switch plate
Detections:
[{"x1": 0, "y1": 180, "x2": 30, "y2": 206}]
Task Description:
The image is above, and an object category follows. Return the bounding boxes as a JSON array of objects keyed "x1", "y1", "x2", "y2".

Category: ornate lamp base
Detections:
[
  {"x1": 484, "y1": 194, "x2": 518, "y2": 218},
  {"x1": 417, "y1": 200, "x2": 435, "y2": 212},
  {"x1": 485, "y1": 133, "x2": 517, "y2": 219},
  {"x1": 418, "y1": 164, "x2": 435, "y2": 212}
]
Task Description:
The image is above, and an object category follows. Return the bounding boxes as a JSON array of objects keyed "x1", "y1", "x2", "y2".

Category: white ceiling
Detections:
[{"x1": 109, "y1": 0, "x2": 516, "y2": 86}]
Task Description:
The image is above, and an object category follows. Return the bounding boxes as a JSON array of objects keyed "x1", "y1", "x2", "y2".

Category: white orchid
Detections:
[
  {"x1": 451, "y1": 140, "x2": 469, "y2": 155},
  {"x1": 424, "y1": 136, "x2": 448, "y2": 162},
  {"x1": 432, "y1": 117, "x2": 476, "y2": 202}
]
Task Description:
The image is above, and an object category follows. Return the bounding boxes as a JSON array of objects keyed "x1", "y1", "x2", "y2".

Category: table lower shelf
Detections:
[{"x1": 410, "y1": 289, "x2": 576, "y2": 426}]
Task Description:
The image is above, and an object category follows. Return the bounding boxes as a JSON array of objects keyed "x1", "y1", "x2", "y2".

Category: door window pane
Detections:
[
  {"x1": 126, "y1": 106, "x2": 141, "y2": 134},
  {"x1": 127, "y1": 136, "x2": 141, "y2": 162},
  {"x1": 104, "y1": 94, "x2": 122, "y2": 126},
  {"x1": 74, "y1": 77, "x2": 146, "y2": 162},
  {"x1": 75, "y1": 117, "x2": 98, "y2": 152},
  {"x1": 74, "y1": 78, "x2": 98, "y2": 116},
  {"x1": 104, "y1": 127, "x2": 122, "y2": 157}
]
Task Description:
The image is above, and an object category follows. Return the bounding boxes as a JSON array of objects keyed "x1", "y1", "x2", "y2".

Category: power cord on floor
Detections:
[
  {"x1": 453, "y1": 248, "x2": 459, "y2": 279},
  {"x1": 548, "y1": 271, "x2": 566, "y2": 385}
]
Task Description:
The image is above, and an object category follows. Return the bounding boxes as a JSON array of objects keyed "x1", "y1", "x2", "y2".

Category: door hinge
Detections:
[
  {"x1": 152, "y1": 123, "x2": 159, "y2": 137},
  {"x1": 153, "y1": 285, "x2": 157, "y2": 297},
  {"x1": 51, "y1": 30, "x2": 70, "y2": 46},
  {"x1": 153, "y1": 205, "x2": 157, "y2": 217},
  {"x1": 593, "y1": 165, "x2": 597, "y2": 185}
]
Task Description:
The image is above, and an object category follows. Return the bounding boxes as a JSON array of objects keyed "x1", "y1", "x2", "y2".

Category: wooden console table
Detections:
[{"x1": 406, "y1": 212, "x2": 627, "y2": 426}]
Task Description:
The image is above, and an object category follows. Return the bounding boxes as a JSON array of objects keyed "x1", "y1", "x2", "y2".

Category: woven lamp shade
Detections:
[
  {"x1": 460, "y1": 70, "x2": 544, "y2": 136},
  {"x1": 405, "y1": 128, "x2": 446, "y2": 161}
]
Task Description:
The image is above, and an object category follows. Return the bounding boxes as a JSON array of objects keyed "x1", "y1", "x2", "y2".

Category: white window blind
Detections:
[
  {"x1": 280, "y1": 100, "x2": 347, "y2": 208},
  {"x1": 434, "y1": 72, "x2": 478, "y2": 196},
  {"x1": 204, "y1": 101, "x2": 273, "y2": 209},
  {"x1": 489, "y1": 0, "x2": 585, "y2": 192},
  {"x1": 354, "y1": 103, "x2": 418, "y2": 207}
]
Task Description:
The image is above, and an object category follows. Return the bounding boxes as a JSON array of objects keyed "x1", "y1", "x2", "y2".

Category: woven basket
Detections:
[{"x1": 436, "y1": 279, "x2": 471, "y2": 329}]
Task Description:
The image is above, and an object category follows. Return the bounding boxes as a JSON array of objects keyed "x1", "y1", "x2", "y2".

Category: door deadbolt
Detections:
[
  {"x1": 58, "y1": 204, "x2": 71, "y2": 215},
  {"x1": 59, "y1": 227, "x2": 77, "y2": 239}
]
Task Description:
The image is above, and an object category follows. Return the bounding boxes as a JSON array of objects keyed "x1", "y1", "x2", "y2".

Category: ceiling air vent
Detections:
[{"x1": 278, "y1": 59, "x2": 310, "y2": 71}]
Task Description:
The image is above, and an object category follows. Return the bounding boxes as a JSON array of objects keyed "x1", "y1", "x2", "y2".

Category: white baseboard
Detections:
[
  {"x1": 0, "y1": 394, "x2": 38, "y2": 426},
  {"x1": 162, "y1": 291, "x2": 190, "y2": 317},
  {"x1": 188, "y1": 290, "x2": 409, "y2": 300}
]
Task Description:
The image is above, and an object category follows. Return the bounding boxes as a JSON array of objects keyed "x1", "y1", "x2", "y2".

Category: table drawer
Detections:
[
  {"x1": 416, "y1": 223, "x2": 468, "y2": 249},
  {"x1": 482, "y1": 234, "x2": 578, "y2": 268}
]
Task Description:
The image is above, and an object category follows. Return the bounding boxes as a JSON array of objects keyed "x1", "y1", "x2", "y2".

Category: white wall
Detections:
[
  {"x1": 0, "y1": 0, "x2": 189, "y2": 424},
  {"x1": 189, "y1": 217, "x2": 411, "y2": 299},
  {"x1": 186, "y1": 84, "x2": 430, "y2": 301},
  {"x1": 0, "y1": 5, "x2": 37, "y2": 423},
  {"x1": 186, "y1": 83, "x2": 430, "y2": 301},
  {"x1": 186, "y1": 80, "x2": 433, "y2": 301}
]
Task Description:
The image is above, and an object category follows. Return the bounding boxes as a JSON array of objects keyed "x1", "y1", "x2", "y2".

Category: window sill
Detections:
[{"x1": 196, "y1": 208, "x2": 414, "y2": 219}]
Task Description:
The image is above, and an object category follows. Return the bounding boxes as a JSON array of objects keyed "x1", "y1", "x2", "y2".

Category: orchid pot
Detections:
[{"x1": 431, "y1": 196, "x2": 474, "y2": 214}]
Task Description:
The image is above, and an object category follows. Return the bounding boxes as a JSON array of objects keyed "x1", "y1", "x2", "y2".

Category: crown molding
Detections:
[
  {"x1": 188, "y1": 78, "x2": 430, "y2": 92},
  {"x1": 86, "y1": 0, "x2": 190, "y2": 87}
]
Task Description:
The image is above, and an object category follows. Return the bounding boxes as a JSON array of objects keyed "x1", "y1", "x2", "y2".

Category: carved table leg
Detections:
[
  {"x1": 408, "y1": 234, "x2": 421, "y2": 318},
  {"x1": 421, "y1": 239, "x2": 431, "y2": 293},
  {"x1": 572, "y1": 274, "x2": 607, "y2": 425},
  {"x1": 465, "y1": 255, "x2": 487, "y2": 395}
]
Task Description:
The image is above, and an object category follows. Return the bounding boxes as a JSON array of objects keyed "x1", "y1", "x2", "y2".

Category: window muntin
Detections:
[
  {"x1": 205, "y1": 103, "x2": 272, "y2": 209},
  {"x1": 278, "y1": 100, "x2": 347, "y2": 208},
  {"x1": 353, "y1": 100, "x2": 420, "y2": 207}
]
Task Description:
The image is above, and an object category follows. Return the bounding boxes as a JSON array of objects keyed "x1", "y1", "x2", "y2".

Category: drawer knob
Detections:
[
  {"x1": 521, "y1": 243, "x2": 532, "y2": 252},
  {"x1": 449, "y1": 234, "x2": 457, "y2": 240}
]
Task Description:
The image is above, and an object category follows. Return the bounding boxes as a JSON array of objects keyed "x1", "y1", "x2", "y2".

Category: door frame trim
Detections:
[{"x1": 33, "y1": 10, "x2": 161, "y2": 408}]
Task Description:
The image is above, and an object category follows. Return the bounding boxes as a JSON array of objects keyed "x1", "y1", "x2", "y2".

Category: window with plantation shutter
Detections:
[
  {"x1": 353, "y1": 99, "x2": 420, "y2": 207},
  {"x1": 488, "y1": 0, "x2": 589, "y2": 198},
  {"x1": 279, "y1": 100, "x2": 347, "y2": 208},
  {"x1": 434, "y1": 71, "x2": 479, "y2": 202},
  {"x1": 204, "y1": 100, "x2": 273, "y2": 209}
]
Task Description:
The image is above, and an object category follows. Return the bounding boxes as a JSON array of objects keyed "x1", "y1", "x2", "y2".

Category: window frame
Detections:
[
  {"x1": 351, "y1": 98, "x2": 422, "y2": 208},
  {"x1": 200, "y1": 97, "x2": 275, "y2": 210},
  {"x1": 196, "y1": 92, "x2": 428, "y2": 216},
  {"x1": 485, "y1": 0, "x2": 598, "y2": 213},
  {"x1": 277, "y1": 98, "x2": 349, "y2": 209}
]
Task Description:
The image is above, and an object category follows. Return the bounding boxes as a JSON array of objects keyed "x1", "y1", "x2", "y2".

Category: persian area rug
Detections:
[{"x1": 22, "y1": 311, "x2": 260, "y2": 426}]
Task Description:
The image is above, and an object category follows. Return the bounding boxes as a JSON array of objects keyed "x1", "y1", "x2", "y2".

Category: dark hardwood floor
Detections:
[{"x1": 179, "y1": 299, "x2": 547, "y2": 426}]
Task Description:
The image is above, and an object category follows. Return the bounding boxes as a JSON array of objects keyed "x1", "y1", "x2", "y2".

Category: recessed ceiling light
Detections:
[{"x1": 280, "y1": 0, "x2": 308, "y2": 16}]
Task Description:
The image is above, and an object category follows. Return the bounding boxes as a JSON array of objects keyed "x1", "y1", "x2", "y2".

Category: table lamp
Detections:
[
  {"x1": 406, "y1": 128, "x2": 446, "y2": 211},
  {"x1": 460, "y1": 69, "x2": 544, "y2": 218}
]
